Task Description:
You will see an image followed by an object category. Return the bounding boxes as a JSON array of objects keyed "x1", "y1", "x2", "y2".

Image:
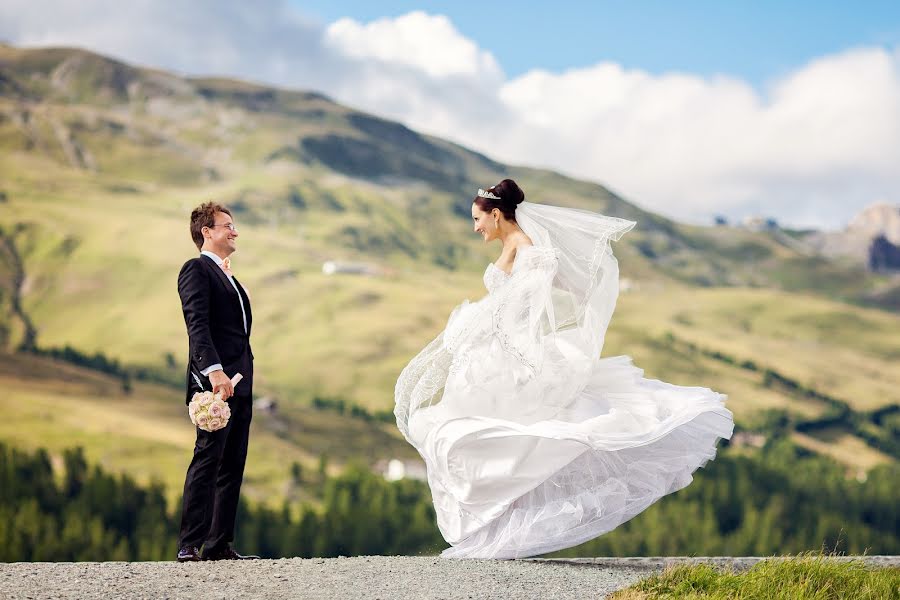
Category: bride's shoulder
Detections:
[
  {"x1": 511, "y1": 232, "x2": 535, "y2": 253},
  {"x1": 512, "y1": 241, "x2": 557, "y2": 271},
  {"x1": 513, "y1": 241, "x2": 534, "y2": 254}
]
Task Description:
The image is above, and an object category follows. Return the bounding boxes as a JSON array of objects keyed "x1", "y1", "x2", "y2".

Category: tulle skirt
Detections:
[{"x1": 408, "y1": 355, "x2": 734, "y2": 559}]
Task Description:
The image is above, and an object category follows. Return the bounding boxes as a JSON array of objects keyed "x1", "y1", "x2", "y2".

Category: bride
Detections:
[{"x1": 394, "y1": 179, "x2": 734, "y2": 559}]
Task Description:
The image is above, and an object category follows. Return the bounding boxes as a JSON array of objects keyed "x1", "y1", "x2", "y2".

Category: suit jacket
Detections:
[{"x1": 178, "y1": 254, "x2": 254, "y2": 404}]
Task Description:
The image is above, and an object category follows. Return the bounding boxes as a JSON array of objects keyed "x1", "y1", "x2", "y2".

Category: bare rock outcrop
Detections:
[{"x1": 808, "y1": 203, "x2": 900, "y2": 271}]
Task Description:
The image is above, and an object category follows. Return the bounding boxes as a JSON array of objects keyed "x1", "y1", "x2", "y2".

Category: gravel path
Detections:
[{"x1": 1, "y1": 555, "x2": 896, "y2": 599}]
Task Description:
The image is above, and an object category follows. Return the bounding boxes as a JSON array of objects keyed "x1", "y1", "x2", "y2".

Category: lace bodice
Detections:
[
  {"x1": 483, "y1": 262, "x2": 510, "y2": 293},
  {"x1": 483, "y1": 245, "x2": 558, "y2": 294}
]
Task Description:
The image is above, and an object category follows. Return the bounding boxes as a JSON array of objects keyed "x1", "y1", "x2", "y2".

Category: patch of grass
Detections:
[{"x1": 612, "y1": 554, "x2": 900, "y2": 599}]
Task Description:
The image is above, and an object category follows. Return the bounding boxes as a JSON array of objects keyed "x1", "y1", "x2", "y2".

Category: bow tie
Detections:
[{"x1": 221, "y1": 257, "x2": 233, "y2": 276}]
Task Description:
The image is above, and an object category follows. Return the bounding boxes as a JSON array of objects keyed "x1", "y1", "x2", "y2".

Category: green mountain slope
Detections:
[{"x1": 1, "y1": 44, "x2": 898, "y2": 488}]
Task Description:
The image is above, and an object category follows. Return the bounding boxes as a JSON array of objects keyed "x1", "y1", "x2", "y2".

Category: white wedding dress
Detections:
[{"x1": 394, "y1": 202, "x2": 734, "y2": 559}]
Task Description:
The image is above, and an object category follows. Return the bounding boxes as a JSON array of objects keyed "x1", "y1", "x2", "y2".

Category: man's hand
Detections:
[{"x1": 209, "y1": 369, "x2": 234, "y2": 400}]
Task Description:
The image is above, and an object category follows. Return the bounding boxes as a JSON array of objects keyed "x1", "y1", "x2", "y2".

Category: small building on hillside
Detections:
[
  {"x1": 322, "y1": 261, "x2": 381, "y2": 276},
  {"x1": 253, "y1": 396, "x2": 278, "y2": 414},
  {"x1": 741, "y1": 216, "x2": 779, "y2": 231},
  {"x1": 729, "y1": 431, "x2": 767, "y2": 449},
  {"x1": 377, "y1": 458, "x2": 427, "y2": 482}
]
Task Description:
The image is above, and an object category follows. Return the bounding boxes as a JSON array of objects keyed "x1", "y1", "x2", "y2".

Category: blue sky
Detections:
[{"x1": 294, "y1": 1, "x2": 900, "y2": 85}]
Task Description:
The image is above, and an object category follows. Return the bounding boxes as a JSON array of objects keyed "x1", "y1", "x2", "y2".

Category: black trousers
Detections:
[{"x1": 178, "y1": 393, "x2": 252, "y2": 550}]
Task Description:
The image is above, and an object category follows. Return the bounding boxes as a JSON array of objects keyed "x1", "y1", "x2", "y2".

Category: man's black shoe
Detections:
[
  {"x1": 177, "y1": 546, "x2": 202, "y2": 562},
  {"x1": 202, "y1": 545, "x2": 260, "y2": 560}
]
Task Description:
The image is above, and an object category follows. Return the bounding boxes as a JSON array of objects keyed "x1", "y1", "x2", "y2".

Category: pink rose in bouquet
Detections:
[{"x1": 188, "y1": 373, "x2": 241, "y2": 432}]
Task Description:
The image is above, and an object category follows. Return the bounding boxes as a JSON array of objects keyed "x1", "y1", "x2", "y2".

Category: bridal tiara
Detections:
[{"x1": 477, "y1": 188, "x2": 502, "y2": 200}]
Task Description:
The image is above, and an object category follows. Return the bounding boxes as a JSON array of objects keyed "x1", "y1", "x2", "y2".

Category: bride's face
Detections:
[{"x1": 472, "y1": 204, "x2": 499, "y2": 242}]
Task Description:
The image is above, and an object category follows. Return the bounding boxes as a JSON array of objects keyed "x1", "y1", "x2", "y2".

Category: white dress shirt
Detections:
[{"x1": 199, "y1": 250, "x2": 248, "y2": 376}]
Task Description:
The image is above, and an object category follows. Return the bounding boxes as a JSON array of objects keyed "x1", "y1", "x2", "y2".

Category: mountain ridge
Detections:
[{"x1": 1, "y1": 43, "x2": 898, "y2": 490}]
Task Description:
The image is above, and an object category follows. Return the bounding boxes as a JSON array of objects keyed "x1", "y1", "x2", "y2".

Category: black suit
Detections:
[{"x1": 177, "y1": 254, "x2": 254, "y2": 552}]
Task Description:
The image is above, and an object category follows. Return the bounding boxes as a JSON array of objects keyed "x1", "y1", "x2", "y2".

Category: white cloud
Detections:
[
  {"x1": 0, "y1": 0, "x2": 329, "y2": 87},
  {"x1": 324, "y1": 11, "x2": 503, "y2": 81},
  {"x1": 488, "y1": 49, "x2": 900, "y2": 228},
  {"x1": 1, "y1": 1, "x2": 898, "y2": 228}
]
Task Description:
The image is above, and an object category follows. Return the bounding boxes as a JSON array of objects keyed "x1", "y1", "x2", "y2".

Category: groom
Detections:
[{"x1": 176, "y1": 202, "x2": 258, "y2": 562}]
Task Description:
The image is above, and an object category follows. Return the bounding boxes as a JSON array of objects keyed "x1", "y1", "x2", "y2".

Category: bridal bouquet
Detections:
[{"x1": 189, "y1": 373, "x2": 242, "y2": 432}]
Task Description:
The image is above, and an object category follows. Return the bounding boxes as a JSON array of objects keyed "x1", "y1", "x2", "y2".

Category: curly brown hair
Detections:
[{"x1": 189, "y1": 202, "x2": 232, "y2": 250}]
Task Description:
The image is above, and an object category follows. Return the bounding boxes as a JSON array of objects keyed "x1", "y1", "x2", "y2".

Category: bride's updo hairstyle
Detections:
[{"x1": 473, "y1": 179, "x2": 525, "y2": 222}]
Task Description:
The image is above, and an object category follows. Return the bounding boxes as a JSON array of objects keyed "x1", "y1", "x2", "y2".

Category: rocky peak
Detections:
[
  {"x1": 848, "y1": 202, "x2": 900, "y2": 245},
  {"x1": 806, "y1": 202, "x2": 900, "y2": 272}
]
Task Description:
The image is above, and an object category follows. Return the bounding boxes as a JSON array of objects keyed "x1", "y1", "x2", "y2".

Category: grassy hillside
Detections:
[
  {"x1": 0, "y1": 350, "x2": 416, "y2": 506},
  {"x1": 0, "y1": 43, "x2": 898, "y2": 490},
  {"x1": 607, "y1": 287, "x2": 898, "y2": 474}
]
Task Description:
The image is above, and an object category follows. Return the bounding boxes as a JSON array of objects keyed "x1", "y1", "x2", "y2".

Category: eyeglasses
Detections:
[{"x1": 209, "y1": 223, "x2": 237, "y2": 232}]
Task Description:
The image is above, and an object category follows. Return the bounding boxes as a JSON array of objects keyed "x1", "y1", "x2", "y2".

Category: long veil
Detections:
[{"x1": 515, "y1": 201, "x2": 635, "y2": 362}]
